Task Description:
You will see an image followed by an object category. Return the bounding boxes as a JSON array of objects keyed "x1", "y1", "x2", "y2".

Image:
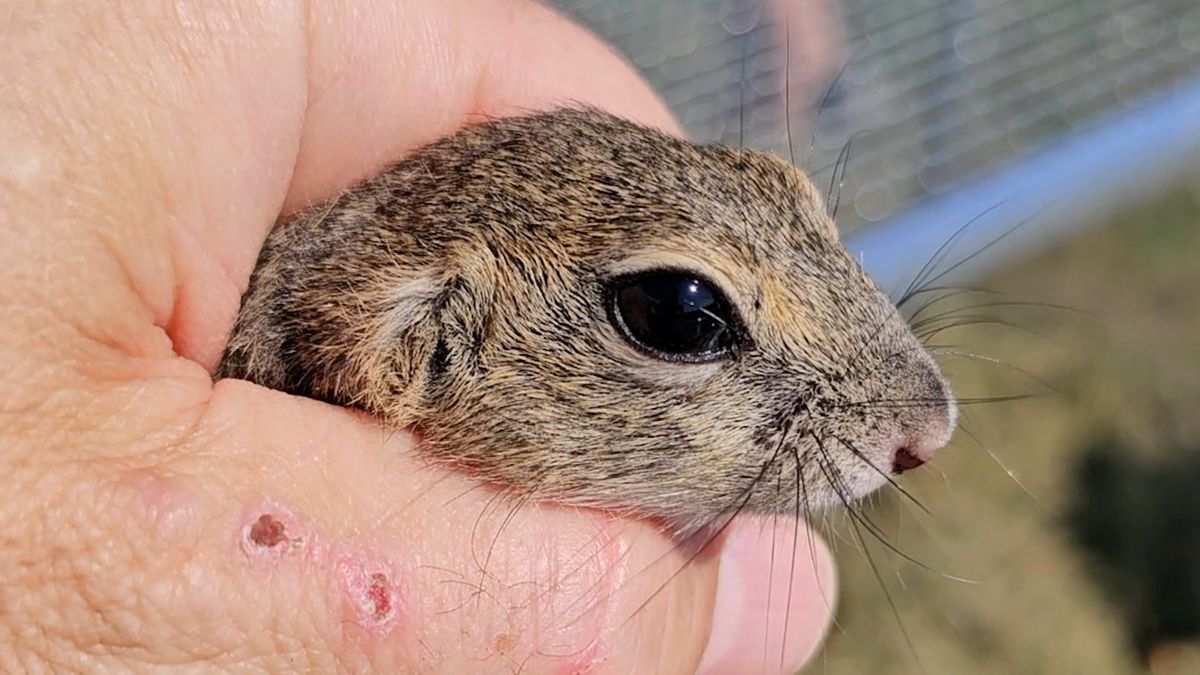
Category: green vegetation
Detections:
[{"x1": 812, "y1": 181, "x2": 1200, "y2": 674}]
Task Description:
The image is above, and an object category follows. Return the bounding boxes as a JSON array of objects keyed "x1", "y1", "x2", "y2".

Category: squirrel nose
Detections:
[
  {"x1": 892, "y1": 445, "x2": 926, "y2": 474},
  {"x1": 891, "y1": 397, "x2": 958, "y2": 475}
]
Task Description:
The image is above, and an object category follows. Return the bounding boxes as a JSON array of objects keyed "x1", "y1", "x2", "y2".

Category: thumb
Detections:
[
  {"x1": 697, "y1": 520, "x2": 838, "y2": 674},
  {"x1": 151, "y1": 383, "x2": 833, "y2": 673}
]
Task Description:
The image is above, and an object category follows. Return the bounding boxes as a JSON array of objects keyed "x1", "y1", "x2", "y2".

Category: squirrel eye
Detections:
[{"x1": 609, "y1": 271, "x2": 738, "y2": 362}]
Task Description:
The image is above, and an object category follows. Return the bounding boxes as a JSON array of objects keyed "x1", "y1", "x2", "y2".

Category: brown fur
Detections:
[{"x1": 217, "y1": 108, "x2": 955, "y2": 534}]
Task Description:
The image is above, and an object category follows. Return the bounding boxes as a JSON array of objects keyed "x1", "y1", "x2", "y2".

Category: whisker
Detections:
[
  {"x1": 807, "y1": 53, "x2": 852, "y2": 172},
  {"x1": 900, "y1": 286, "x2": 1002, "y2": 317},
  {"x1": 911, "y1": 300, "x2": 1090, "y2": 330},
  {"x1": 931, "y1": 348, "x2": 1062, "y2": 395},
  {"x1": 783, "y1": 8, "x2": 796, "y2": 166},
  {"x1": 545, "y1": 523, "x2": 638, "y2": 631},
  {"x1": 475, "y1": 488, "x2": 536, "y2": 609},
  {"x1": 738, "y1": 19, "x2": 748, "y2": 151},
  {"x1": 735, "y1": 20, "x2": 761, "y2": 268},
  {"x1": 817, "y1": 438, "x2": 971, "y2": 581},
  {"x1": 896, "y1": 200, "x2": 1008, "y2": 306},
  {"x1": 797, "y1": 446, "x2": 842, "y2": 630},
  {"x1": 915, "y1": 200, "x2": 1054, "y2": 295},
  {"x1": 764, "y1": 461, "x2": 783, "y2": 674},
  {"x1": 916, "y1": 317, "x2": 1063, "y2": 348},
  {"x1": 904, "y1": 288, "x2": 995, "y2": 324},
  {"x1": 467, "y1": 488, "x2": 511, "y2": 587},
  {"x1": 828, "y1": 129, "x2": 874, "y2": 221},
  {"x1": 956, "y1": 422, "x2": 1046, "y2": 510},
  {"x1": 616, "y1": 432, "x2": 788, "y2": 628},
  {"x1": 833, "y1": 436, "x2": 932, "y2": 517},
  {"x1": 813, "y1": 449, "x2": 929, "y2": 674},
  {"x1": 779, "y1": 444, "x2": 805, "y2": 672},
  {"x1": 841, "y1": 393, "x2": 1047, "y2": 410}
]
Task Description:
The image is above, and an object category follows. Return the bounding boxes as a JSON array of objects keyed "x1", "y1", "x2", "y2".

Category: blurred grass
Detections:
[{"x1": 809, "y1": 177, "x2": 1200, "y2": 674}]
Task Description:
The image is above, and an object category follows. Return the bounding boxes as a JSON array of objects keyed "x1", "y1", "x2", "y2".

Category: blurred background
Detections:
[{"x1": 549, "y1": 1, "x2": 1200, "y2": 672}]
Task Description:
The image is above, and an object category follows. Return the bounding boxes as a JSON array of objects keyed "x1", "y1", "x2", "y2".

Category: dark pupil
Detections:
[{"x1": 614, "y1": 273, "x2": 734, "y2": 358}]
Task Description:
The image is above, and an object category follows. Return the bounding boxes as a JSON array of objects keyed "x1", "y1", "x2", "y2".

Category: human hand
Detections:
[{"x1": 0, "y1": 1, "x2": 836, "y2": 672}]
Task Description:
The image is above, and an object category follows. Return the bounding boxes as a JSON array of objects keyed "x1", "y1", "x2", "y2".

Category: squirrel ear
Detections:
[
  {"x1": 427, "y1": 252, "x2": 498, "y2": 389},
  {"x1": 362, "y1": 253, "x2": 497, "y2": 423},
  {"x1": 357, "y1": 271, "x2": 444, "y2": 419}
]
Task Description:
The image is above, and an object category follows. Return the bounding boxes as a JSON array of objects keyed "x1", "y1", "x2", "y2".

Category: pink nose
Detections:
[
  {"x1": 889, "y1": 391, "x2": 958, "y2": 475},
  {"x1": 891, "y1": 420, "x2": 955, "y2": 474}
]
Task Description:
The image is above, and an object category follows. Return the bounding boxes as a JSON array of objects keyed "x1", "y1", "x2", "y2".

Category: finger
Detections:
[{"x1": 698, "y1": 519, "x2": 838, "y2": 674}]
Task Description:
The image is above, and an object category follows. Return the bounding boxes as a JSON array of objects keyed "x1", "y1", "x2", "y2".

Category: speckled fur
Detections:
[{"x1": 217, "y1": 108, "x2": 955, "y2": 534}]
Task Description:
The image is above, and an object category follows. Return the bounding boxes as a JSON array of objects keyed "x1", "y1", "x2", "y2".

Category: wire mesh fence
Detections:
[{"x1": 550, "y1": 0, "x2": 1200, "y2": 232}]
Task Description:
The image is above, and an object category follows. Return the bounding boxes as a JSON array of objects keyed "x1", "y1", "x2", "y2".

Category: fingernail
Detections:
[{"x1": 696, "y1": 519, "x2": 837, "y2": 675}]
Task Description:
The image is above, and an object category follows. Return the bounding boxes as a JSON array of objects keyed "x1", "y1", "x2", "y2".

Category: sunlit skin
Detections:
[{"x1": 0, "y1": 1, "x2": 837, "y2": 673}]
